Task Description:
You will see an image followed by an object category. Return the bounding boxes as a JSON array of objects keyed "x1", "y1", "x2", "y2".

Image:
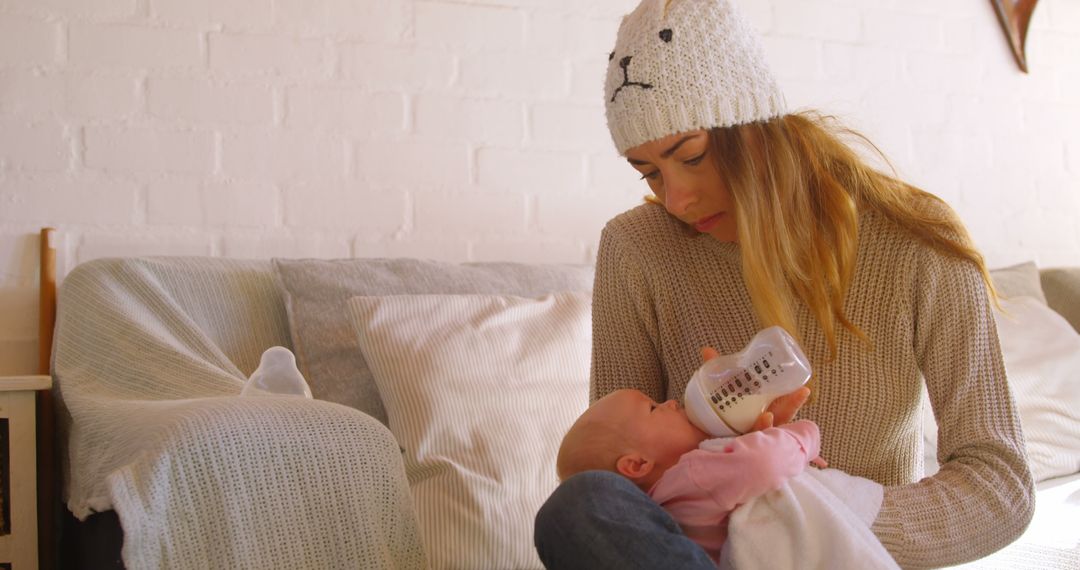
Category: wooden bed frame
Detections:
[{"x1": 38, "y1": 227, "x2": 57, "y2": 570}]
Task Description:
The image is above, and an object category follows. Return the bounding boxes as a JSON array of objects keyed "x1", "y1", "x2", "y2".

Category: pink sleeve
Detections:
[{"x1": 683, "y1": 420, "x2": 820, "y2": 511}]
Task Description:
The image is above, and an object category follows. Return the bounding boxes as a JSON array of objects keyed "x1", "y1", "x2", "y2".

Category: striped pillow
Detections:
[
  {"x1": 992, "y1": 296, "x2": 1080, "y2": 482},
  {"x1": 347, "y1": 292, "x2": 592, "y2": 569}
]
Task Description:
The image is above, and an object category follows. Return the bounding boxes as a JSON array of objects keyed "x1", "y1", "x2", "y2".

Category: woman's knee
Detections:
[
  {"x1": 534, "y1": 471, "x2": 712, "y2": 569},
  {"x1": 535, "y1": 471, "x2": 639, "y2": 565}
]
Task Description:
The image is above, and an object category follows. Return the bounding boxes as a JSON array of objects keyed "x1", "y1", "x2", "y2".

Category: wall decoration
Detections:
[{"x1": 990, "y1": 0, "x2": 1039, "y2": 73}]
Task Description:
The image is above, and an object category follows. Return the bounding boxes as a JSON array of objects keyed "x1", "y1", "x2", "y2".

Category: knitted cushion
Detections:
[{"x1": 272, "y1": 258, "x2": 593, "y2": 424}]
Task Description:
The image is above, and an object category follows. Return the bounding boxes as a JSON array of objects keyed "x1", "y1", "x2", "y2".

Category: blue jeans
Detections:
[{"x1": 534, "y1": 470, "x2": 715, "y2": 569}]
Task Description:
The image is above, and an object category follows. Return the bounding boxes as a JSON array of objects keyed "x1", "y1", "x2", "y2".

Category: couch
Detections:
[
  {"x1": 51, "y1": 256, "x2": 1079, "y2": 569},
  {"x1": 55, "y1": 256, "x2": 594, "y2": 569}
]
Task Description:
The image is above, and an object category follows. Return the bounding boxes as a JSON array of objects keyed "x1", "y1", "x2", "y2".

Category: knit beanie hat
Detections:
[{"x1": 604, "y1": 0, "x2": 787, "y2": 155}]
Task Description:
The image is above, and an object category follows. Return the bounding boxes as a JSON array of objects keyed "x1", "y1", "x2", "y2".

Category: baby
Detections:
[{"x1": 557, "y1": 389, "x2": 894, "y2": 568}]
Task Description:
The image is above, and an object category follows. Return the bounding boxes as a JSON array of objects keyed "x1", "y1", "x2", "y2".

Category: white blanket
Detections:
[
  {"x1": 721, "y1": 468, "x2": 898, "y2": 570},
  {"x1": 943, "y1": 472, "x2": 1080, "y2": 569},
  {"x1": 53, "y1": 258, "x2": 426, "y2": 569}
]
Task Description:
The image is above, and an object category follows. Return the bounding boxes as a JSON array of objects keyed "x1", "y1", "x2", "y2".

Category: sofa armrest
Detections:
[{"x1": 77, "y1": 396, "x2": 426, "y2": 568}]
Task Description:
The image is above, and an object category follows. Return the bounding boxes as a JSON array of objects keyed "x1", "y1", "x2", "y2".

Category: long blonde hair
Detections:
[{"x1": 707, "y1": 111, "x2": 995, "y2": 360}]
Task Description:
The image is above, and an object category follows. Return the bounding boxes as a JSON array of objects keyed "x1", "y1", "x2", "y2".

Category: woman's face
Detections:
[{"x1": 624, "y1": 129, "x2": 737, "y2": 242}]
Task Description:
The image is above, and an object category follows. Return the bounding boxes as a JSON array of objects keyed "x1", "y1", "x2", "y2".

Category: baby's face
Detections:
[{"x1": 592, "y1": 389, "x2": 709, "y2": 466}]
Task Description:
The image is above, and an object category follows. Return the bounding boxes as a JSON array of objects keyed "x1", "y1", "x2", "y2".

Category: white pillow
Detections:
[
  {"x1": 989, "y1": 261, "x2": 1048, "y2": 305},
  {"x1": 993, "y1": 296, "x2": 1080, "y2": 482},
  {"x1": 346, "y1": 292, "x2": 591, "y2": 570},
  {"x1": 921, "y1": 296, "x2": 1080, "y2": 482}
]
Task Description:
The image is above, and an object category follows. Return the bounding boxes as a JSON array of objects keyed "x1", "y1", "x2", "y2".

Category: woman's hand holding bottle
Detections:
[{"x1": 697, "y1": 346, "x2": 810, "y2": 432}]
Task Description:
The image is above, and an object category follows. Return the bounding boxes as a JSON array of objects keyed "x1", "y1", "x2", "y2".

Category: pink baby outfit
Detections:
[{"x1": 646, "y1": 420, "x2": 820, "y2": 563}]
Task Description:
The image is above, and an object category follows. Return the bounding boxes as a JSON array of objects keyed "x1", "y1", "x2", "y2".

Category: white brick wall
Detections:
[
  {"x1": 1, "y1": 0, "x2": 1079, "y2": 374},
  {"x1": 1, "y1": 15, "x2": 62, "y2": 66}
]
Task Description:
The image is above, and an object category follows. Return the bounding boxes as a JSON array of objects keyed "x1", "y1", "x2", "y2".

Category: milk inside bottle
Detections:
[{"x1": 683, "y1": 326, "x2": 811, "y2": 437}]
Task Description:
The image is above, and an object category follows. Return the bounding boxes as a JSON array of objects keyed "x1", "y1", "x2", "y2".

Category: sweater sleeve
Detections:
[
  {"x1": 870, "y1": 243, "x2": 1035, "y2": 568},
  {"x1": 590, "y1": 221, "x2": 666, "y2": 404}
]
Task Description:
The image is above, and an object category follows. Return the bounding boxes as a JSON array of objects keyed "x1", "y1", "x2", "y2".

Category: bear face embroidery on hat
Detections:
[
  {"x1": 608, "y1": 27, "x2": 673, "y2": 103},
  {"x1": 603, "y1": 0, "x2": 787, "y2": 155}
]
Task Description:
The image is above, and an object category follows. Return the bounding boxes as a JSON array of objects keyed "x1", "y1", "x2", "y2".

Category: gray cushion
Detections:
[
  {"x1": 989, "y1": 261, "x2": 1048, "y2": 305},
  {"x1": 272, "y1": 258, "x2": 594, "y2": 424},
  {"x1": 1040, "y1": 267, "x2": 1080, "y2": 334}
]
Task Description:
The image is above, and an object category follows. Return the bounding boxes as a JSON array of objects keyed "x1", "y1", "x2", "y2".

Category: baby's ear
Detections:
[{"x1": 616, "y1": 453, "x2": 655, "y2": 480}]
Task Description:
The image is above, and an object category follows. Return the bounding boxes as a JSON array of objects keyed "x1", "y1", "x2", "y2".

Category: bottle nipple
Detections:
[{"x1": 241, "y1": 346, "x2": 313, "y2": 398}]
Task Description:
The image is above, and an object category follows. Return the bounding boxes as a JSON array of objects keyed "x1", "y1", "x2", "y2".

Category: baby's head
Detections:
[{"x1": 557, "y1": 389, "x2": 709, "y2": 490}]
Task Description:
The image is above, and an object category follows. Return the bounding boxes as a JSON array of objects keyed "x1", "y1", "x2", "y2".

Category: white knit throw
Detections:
[{"x1": 53, "y1": 258, "x2": 426, "y2": 569}]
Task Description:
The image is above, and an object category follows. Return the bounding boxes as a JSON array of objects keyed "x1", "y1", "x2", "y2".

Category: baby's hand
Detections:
[{"x1": 810, "y1": 456, "x2": 828, "y2": 469}]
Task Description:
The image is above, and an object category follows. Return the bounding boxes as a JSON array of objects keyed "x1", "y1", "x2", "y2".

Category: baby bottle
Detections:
[
  {"x1": 241, "y1": 346, "x2": 313, "y2": 398},
  {"x1": 684, "y1": 326, "x2": 811, "y2": 437}
]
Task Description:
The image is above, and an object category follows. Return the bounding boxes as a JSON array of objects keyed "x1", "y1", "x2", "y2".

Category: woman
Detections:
[{"x1": 534, "y1": 0, "x2": 1034, "y2": 568}]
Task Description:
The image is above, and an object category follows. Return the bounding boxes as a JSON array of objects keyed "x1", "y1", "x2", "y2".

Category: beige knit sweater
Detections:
[{"x1": 591, "y1": 202, "x2": 1035, "y2": 569}]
